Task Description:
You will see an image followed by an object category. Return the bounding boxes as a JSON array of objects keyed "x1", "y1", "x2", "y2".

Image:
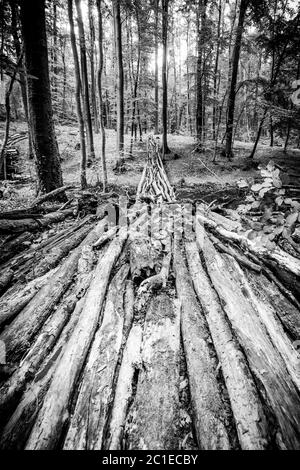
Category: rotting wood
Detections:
[
  {"x1": 185, "y1": 240, "x2": 270, "y2": 450},
  {"x1": 0, "y1": 208, "x2": 74, "y2": 234},
  {"x1": 125, "y1": 293, "x2": 180, "y2": 450},
  {"x1": 198, "y1": 222, "x2": 300, "y2": 449},
  {"x1": 174, "y1": 242, "x2": 232, "y2": 450},
  {"x1": 0, "y1": 243, "x2": 96, "y2": 425},
  {"x1": 25, "y1": 231, "x2": 127, "y2": 450},
  {"x1": 63, "y1": 264, "x2": 129, "y2": 450},
  {"x1": 105, "y1": 323, "x2": 143, "y2": 450}
]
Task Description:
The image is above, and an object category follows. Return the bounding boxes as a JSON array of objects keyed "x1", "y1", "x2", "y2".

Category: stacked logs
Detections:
[{"x1": 0, "y1": 141, "x2": 300, "y2": 450}]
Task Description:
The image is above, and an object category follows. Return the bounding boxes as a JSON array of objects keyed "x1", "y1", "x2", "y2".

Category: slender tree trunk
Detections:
[
  {"x1": 75, "y1": 0, "x2": 95, "y2": 161},
  {"x1": 213, "y1": 0, "x2": 222, "y2": 141},
  {"x1": 68, "y1": 0, "x2": 87, "y2": 189},
  {"x1": 52, "y1": 1, "x2": 58, "y2": 99},
  {"x1": 225, "y1": 0, "x2": 249, "y2": 159},
  {"x1": 186, "y1": 17, "x2": 192, "y2": 134},
  {"x1": 112, "y1": 0, "x2": 124, "y2": 161},
  {"x1": 161, "y1": 0, "x2": 170, "y2": 157},
  {"x1": 0, "y1": 53, "x2": 23, "y2": 178},
  {"x1": 89, "y1": 0, "x2": 99, "y2": 134},
  {"x1": 61, "y1": 36, "x2": 67, "y2": 118},
  {"x1": 154, "y1": 0, "x2": 159, "y2": 134},
  {"x1": 20, "y1": 0, "x2": 64, "y2": 194},
  {"x1": 96, "y1": 0, "x2": 108, "y2": 192},
  {"x1": 196, "y1": 0, "x2": 207, "y2": 148},
  {"x1": 10, "y1": 0, "x2": 33, "y2": 159}
]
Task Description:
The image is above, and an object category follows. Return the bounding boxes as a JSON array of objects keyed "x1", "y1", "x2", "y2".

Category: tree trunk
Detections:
[
  {"x1": 112, "y1": 0, "x2": 124, "y2": 161},
  {"x1": 10, "y1": 0, "x2": 33, "y2": 159},
  {"x1": 161, "y1": 0, "x2": 170, "y2": 157},
  {"x1": 225, "y1": 0, "x2": 249, "y2": 159},
  {"x1": 68, "y1": 0, "x2": 87, "y2": 189},
  {"x1": 88, "y1": 0, "x2": 99, "y2": 134},
  {"x1": 212, "y1": 0, "x2": 222, "y2": 141},
  {"x1": 96, "y1": 0, "x2": 108, "y2": 192},
  {"x1": 154, "y1": 0, "x2": 159, "y2": 134},
  {"x1": 75, "y1": 0, "x2": 95, "y2": 161},
  {"x1": 20, "y1": 0, "x2": 64, "y2": 194}
]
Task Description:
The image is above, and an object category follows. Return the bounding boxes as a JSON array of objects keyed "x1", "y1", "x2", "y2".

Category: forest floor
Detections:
[{"x1": 2, "y1": 121, "x2": 300, "y2": 212}]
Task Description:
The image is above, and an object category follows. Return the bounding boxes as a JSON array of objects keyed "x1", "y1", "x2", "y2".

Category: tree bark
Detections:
[
  {"x1": 96, "y1": 0, "x2": 108, "y2": 191},
  {"x1": 88, "y1": 0, "x2": 99, "y2": 134},
  {"x1": 112, "y1": 0, "x2": 125, "y2": 161},
  {"x1": 75, "y1": 0, "x2": 95, "y2": 161},
  {"x1": 161, "y1": 0, "x2": 170, "y2": 157},
  {"x1": 225, "y1": 0, "x2": 249, "y2": 159},
  {"x1": 20, "y1": 0, "x2": 64, "y2": 194},
  {"x1": 68, "y1": 0, "x2": 87, "y2": 189},
  {"x1": 154, "y1": 0, "x2": 159, "y2": 134}
]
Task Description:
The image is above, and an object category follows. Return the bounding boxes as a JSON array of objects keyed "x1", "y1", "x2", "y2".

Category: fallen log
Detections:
[
  {"x1": 0, "y1": 267, "x2": 59, "y2": 329},
  {"x1": 25, "y1": 230, "x2": 127, "y2": 450},
  {"x1": 0, "y1": 208, "x2": 74, "y2": 234},
  {"x1": 0, "y1": 217, "x2": 108, "y2": 362},
  {"x1": 125, "y1": 294, "x2": 180, "y2": 450},
  {"x1": 0, "y1": 242, "x2": 97, "y2": 425},
  {"x1": 0, "y1": 296, "x2": 86, "y2": 449},
  {"x1": 174, "y1": 243, "x2": 232, "y2": 450},
  {"x1": 246, "y1": 270, "x2": 300, "y2": 341},
  {"x1": 0, "y1": 232, "x2": 34, "y2": 265},
  {"x1": 64, "y1": 264, "x2": 130, "y2": 450},
  {"x1": 198, "y1": 223, "x2": 300, "y2": 449},
  {"x1": 197, "y1": 208, "x2": 300, "y2": 278},
  {"x1": 185, "y1": 240, "x2": 270, "y2": 450},
  {"x1": 0, "y1": 269, "x2": 13, "y2": 293},
  {"x1": 32, "y1": 185, "x2": 72, "y2": 206},
  {"x1": 207, "y1": 232, "x2": 262, "y2": 273},
  {"x1": 105, "y1": 323, "x2": 143, "y2": 450}
]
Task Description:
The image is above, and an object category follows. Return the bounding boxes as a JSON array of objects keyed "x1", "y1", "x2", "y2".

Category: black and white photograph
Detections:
[{"x1": 0, "y1": 0, "x2": 300, "y2": 456}]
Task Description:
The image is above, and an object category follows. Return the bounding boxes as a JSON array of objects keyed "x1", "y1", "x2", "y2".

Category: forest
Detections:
[{"x1": 1, "y1": 0, "x2": 300, "y2": 452}]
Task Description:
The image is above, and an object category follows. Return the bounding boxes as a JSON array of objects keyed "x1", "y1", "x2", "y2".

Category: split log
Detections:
[
  {"x1": 125, "y1": 294, "x2": 180, "y2": 450},
  {"x1": 0, "y1": 250, "x2": 80, "y2": 363},
  {"x1": 185, "y1": 241, "x2": 270, "y2": 450},
  {"x1": 0, "y1": 269, "x2": 13, "y2": 293},
  {"x1": 198, "y1": 223, "x2": 300, "y2": 449},
  {"x1": 0, "y1": 217, "x2": 108, "y2": 361},
  {"x1": 23, "y1": 221, "x2": 93, "y2": 281},
  {"x1": 0, "y1": 243, "x2": 96, "y2": 425},
  {"x1": 208, "y1": 232, "x2": 262, "y2": 273},
  {"x1": 25, "y1": 231, "x2": 127, "y2": 450},
  {"x1": 63, "y1": 264, "x2": 130, "y2": 450},
  {"x1": 239, "y1": 268, "x2": 300, "y2": 392},
  {"x1": 105, "y1": 323, "x2": 143, "y2": 450},
  {"x1": 0, "y1": 296, "x2": 86, "y2": 449},
  {"x1": 0, "y1": 268, "x2": 59, "y2": 328},
  {"x1": 0, "y1": 232, "x2": 34, "y2": 265},
  {"x1": 246, "y1": 270, "x2": 300, "y2": 341},
  {"x1": 0, "y1": 208, "x2": 74, "y2": 234},
  {"x1": 174, "y1": 243, "x2": 232, "y2": 450}
]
